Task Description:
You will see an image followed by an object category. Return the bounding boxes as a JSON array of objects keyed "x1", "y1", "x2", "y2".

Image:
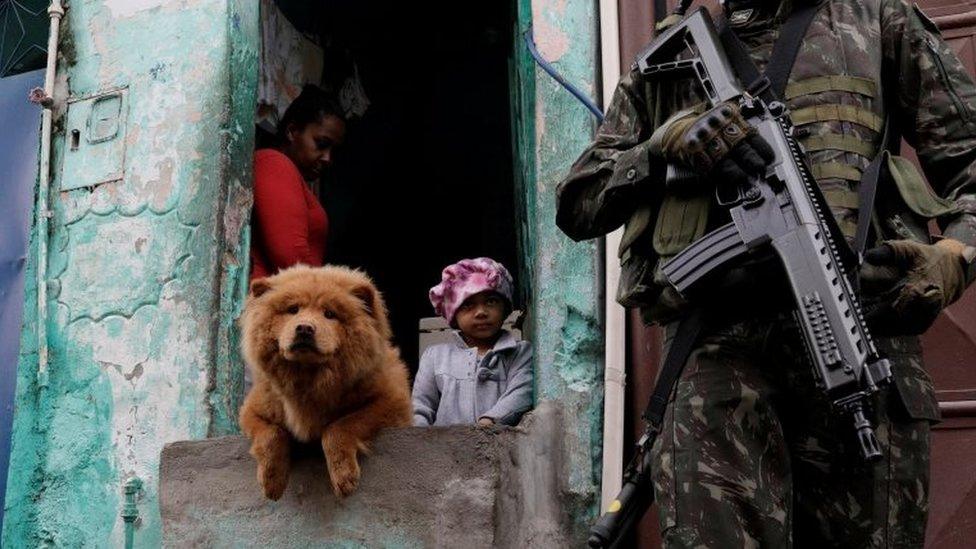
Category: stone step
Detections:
[{"x1": 159, "y1": 403, "x2": 572, "y2": 548}]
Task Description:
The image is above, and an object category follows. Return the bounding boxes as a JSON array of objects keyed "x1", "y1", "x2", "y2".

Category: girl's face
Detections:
[
  {"x1": 283, "y1": 114, "x2": 346, "y2": 181},
  {"x1": 454, "y1": 291, "x2": 507, "y2": 346}
]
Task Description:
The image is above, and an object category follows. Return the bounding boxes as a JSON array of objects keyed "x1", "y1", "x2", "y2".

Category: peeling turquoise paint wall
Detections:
[
  {"x1": 3, "y1": 0, "x2": 602, "y2": 544},
  {"x1": 209, "y1": 0, "x2": 260, "y2": 438},
  {"x1": 515, "y1": 0, "x2": 604, "y2": 537},
  {"x1": 3, "y1": 0, "x2": 259, "y2": 546}
]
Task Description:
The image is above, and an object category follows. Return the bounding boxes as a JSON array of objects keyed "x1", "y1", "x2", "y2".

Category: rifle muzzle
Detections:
[
  {"x1": 588, "y1": 482, "x2": 638, "y2": 548},
  {"x1": 588, "y1": 448, "x2": 655, "y2": 548},
  {"x1": 852, "y1": 406, "x2": 883, "y2": 461}
]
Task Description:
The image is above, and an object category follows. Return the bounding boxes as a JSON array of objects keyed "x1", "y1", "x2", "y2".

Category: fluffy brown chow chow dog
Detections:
[{"x1": 239, "y1": 265, "x2": 411, "y2": 500}]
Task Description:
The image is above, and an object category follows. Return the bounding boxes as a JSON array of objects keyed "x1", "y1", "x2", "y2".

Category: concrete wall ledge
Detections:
[{"x1": 160, "y1": 402, "x2": 576, "y2": 548}]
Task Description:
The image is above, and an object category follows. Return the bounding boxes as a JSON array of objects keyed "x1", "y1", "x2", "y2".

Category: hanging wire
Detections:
[
  {"x1": 522, "y1": 0, "x2": 692, "y2": 123},
  {"x1": 523, "y1": 26, "x2": 605, "y2": 123}
]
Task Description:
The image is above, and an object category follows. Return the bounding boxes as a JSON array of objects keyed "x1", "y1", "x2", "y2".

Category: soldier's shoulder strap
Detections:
[
  {"x1": 717, "y1": 0, "x2": 823, "y2": 103},
  {"x1": 764, "y1": 1, "x2": 823, "y2": 99}
]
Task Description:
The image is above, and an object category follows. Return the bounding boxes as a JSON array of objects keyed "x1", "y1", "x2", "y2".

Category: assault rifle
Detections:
[{"x1": 588, "y1": 7, "x2": 893, "y2": 548}]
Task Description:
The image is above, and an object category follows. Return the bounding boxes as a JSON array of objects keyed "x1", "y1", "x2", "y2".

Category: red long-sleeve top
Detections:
[{"x1": 250, "y1": 149, "x2": 328, "y2": 281}]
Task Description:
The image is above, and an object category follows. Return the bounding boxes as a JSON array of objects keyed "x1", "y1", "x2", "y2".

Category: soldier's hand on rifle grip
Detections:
[{"x1": 651, "y1": 100, "x2": 774, "y2": 191}]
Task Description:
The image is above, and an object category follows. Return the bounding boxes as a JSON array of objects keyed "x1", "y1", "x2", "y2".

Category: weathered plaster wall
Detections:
[
  {"x1": 210, "y1": 0, "x2": 260, "y2": 437},
  {"x1": 515, "y1": 0, "x2": 604, "y2": 537},
  {"x1": 2, "y1": 0, "x2": 601, "y2": 544},
  {"x1": 3, "y1": 0, "x2": 259, "y2": 546}
]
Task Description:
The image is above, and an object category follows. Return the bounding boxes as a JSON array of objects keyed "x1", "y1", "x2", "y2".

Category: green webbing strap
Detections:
[
  {"x1": 836, "y1": 217, "x2": 859, "y2": 238},
  {"x1": 792, "y1": 104, "x2": 884, "y2": 132},
  {"x1": 811, "y1": 162, "x2": 863, "y2": 182},
  {"x1": 821, "y1": 187, "x2": 861, "y2": 210},
  {"x1": 619, "y1": 204, "x2": 654, "y2": 258},
  {"x1": 785, "y1": 75, "x2": 878, "y2": 100},
  {"x1": 652, "y1": 193, "x2": 710, "y2": 256},
  {"x1": 656, "y1": 13, "x2": 683, "y2": 31},
  {"x1": 799, "y1": 134, "x2": 877, "y2": 158},
  {"x1": 886, "y1": 154, "x2": 960, "y2": 217}
]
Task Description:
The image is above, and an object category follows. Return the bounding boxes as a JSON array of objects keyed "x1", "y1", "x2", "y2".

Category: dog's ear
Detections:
[
  {"x1": 250, "y1": 278, "x2": 272, "y2": 297},
  {"x1": 351, "y1": 284, "x2": 376, "y2": 315},
  {"x1": 351, "y1": 283, "x2": 392, "y2": 339}
]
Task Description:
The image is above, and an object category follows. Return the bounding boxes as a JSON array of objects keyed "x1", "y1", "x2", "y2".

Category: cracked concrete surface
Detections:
[{"x1": 160, "y1": 403, "x2": 574, "y2": 548}]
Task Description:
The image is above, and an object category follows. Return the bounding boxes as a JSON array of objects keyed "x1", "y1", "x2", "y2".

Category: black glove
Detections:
[{"x1": 658, "y1": 101, "x2": 775, "y2": 189}]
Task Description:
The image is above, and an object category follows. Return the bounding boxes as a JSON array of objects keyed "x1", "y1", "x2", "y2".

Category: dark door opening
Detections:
[{"x1": 263, "y1": 0, "x2": 521, "y2": 374}]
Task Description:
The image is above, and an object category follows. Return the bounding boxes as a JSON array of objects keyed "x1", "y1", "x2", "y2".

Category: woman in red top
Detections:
[{"x1": 250, "y1": 86, "x2": 346, "y2": 280}]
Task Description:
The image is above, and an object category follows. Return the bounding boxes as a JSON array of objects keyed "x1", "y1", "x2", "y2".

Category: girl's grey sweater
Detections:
[{"x1": 412, "y1": 330, "x2": 533, "y2": 426}]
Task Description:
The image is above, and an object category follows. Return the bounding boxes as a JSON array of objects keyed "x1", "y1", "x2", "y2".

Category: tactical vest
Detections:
[{"x1": 619, "y1": 0, "x2": 962, "y2": 321}]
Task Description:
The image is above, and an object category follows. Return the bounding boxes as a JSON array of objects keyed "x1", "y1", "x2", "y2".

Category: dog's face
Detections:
[
  {"x1": 241, "y1": 266, "x2": 391, "y2": 372},
  {"x1": 269, "y1": 290, "x2": 342, "y2": 363}
]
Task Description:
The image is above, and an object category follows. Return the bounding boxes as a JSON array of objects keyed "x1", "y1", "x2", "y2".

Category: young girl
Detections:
[{"x1": 412, "y1": 258, "x2": 533, "y2": 427}]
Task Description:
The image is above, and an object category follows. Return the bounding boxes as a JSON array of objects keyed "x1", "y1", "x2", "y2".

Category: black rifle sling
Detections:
[
  {"x1": 718, "y1": 26, "x2": 776, "y2": 104},
  {"x1": 718, "y1": 2, "x2": 821, "y2": 102},
  {"x1": 641, "y1": 307, "x2": 705, "y2": 426},
  {"x1": 855, "y1": 115, "x2": 901, "y2": 255},
  {"x1": 654, "y1": 0, "x2": 668, "y2": 25},
  {"x1": 855, "y1": 145, "x2": 885, "y2": 256},
  {"x1": 765, "y1": 2, "x2": 821, "y2": 99}
]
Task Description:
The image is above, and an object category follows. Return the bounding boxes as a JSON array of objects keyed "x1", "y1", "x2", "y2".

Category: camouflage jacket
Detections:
[{"x1": 556, "y1": 0, "x2": 976, "y2": 323}]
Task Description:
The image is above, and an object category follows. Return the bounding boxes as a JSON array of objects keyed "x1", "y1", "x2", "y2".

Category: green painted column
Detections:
[
  {"x1": 3, "y1": 0, "x2": 259, "y2": 546},
  {"x1": 514, "y1": 0, "x2": 604, "y2": 536}
]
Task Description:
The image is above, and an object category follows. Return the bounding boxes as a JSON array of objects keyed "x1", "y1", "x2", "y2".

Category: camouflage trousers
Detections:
[{"x1": 651, "y1": 313, "x2": 939, "y2": 548}]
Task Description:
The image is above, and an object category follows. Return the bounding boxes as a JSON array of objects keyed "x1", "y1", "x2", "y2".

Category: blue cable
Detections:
[{"x1": 523, "y1": 26, "x2": 605, "y2": 123}]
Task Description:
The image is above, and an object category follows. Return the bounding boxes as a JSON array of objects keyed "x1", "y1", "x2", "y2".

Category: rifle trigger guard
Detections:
[{"x1": 715, "y1": 176, "x2": 764, "y2": 207}]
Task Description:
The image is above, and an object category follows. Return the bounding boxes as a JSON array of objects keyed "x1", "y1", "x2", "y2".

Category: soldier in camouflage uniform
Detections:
[{"x1": 557, "y1": 0, "x2": 976, "y2": 546}]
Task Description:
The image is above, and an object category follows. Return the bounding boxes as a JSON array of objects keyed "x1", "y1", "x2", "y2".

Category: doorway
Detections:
[{"x1": 258, "y1": 0, "x2": 522, "y2": 372}]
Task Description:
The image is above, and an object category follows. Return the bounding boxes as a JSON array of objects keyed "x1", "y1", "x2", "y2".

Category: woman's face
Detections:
[{"x1": 284, "y1": 114, "x2": 346, "y2": 181}]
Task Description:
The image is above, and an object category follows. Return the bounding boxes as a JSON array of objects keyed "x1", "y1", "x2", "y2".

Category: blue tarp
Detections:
[{"x1": 0, "y1": 69, "x2": 43, "y2": 533}]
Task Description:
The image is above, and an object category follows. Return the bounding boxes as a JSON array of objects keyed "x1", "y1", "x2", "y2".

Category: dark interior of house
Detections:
[{"x1": 265, "y1": 0, "x2": 520, "y2": 373}]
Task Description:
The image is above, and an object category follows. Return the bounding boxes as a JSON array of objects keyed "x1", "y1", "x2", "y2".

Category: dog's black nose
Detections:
[{"x1": 295, "y1": 324, "x2": 315, "y2": 338}]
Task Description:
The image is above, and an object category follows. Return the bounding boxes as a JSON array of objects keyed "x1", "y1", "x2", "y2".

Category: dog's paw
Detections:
[
  {"x1": 328, "y1": 452, "x2": 361, "y2": 498},
  {"x1": 257, "y1": 460, "x2": 289, "y2": 500}
]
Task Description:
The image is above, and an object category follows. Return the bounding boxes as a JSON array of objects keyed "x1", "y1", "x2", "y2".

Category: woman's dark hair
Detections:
[{"x1": 276, "y1": 85, "x2": 345, "y2": 143}]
